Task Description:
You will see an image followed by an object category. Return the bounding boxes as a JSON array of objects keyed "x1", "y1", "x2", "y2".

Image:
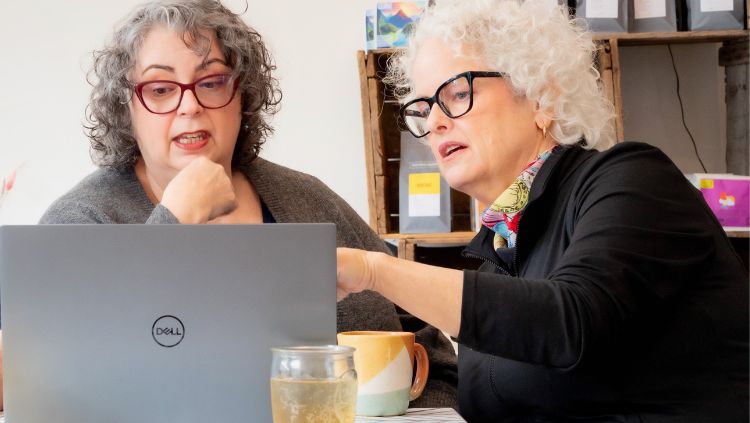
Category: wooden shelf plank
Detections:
[
  {"x1": 381, "y1": 229, "x2": 749, "y2": 242},
  {"x1": 381, "y1": 232, "x2": 477, "y2": 246},
  {"x1": 593, "y1": 30, "x2": 748, "y2": 45},
  {"x1": 726, "y1": 230, "x2": 750, "y2": 238},
  {"x1": 357, "y1": 50, "x2": 379, "y2": 232},
  {"x1": 363, "y1": 48, "x2": 400, "y2": 56},
  {"x1": 362, "y1": 30, "x2": 749, "y2": 57}
]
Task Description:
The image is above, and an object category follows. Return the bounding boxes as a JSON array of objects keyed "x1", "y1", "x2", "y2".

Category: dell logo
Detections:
[{"x1": 152, "y1": 315, "x2": 185, "y2": 348}]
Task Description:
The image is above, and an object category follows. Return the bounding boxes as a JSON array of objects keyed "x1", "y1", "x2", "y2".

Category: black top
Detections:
[
  {"x1": 457, "y1": 142, "x2": 749, "y2": 422},
  {"x1": 261, "y1": 200, "x2": 275, "y2": 223}
]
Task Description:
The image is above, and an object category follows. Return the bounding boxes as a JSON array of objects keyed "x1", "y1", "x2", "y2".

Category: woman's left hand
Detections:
[{"x1": 336, "y1": 248, "x2": 379, "y2": 301}]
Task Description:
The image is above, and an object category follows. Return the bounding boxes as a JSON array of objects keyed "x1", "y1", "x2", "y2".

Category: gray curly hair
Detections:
[
  {"x1": 85, "y1": 0, "x2": 281, "y2": 170},
  {"x1": 386, "y1": 0, "x2": 616, "y2": 150}
]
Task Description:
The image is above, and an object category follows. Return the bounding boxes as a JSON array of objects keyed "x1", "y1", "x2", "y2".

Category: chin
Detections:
[
  {"x1": 444, "y1": 168, "x2": 482, "y2": 198},
  {"x1": 442, "y1": 172, "x2": 469, "y2": 195},
  {"x1": 437, "y1": 161, "x2": 455, "y2": 178},
  {"x1": 171, "y1": 155, "x2": 199, "y2": 167}
]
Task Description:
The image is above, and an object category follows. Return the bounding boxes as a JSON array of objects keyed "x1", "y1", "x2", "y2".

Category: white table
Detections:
[
  {"x1": 355, "y1": 408, "x2": 465, "y2": 422},
  {"x1": 0, "y1": 408, "x2": 465, "y2": 422}
]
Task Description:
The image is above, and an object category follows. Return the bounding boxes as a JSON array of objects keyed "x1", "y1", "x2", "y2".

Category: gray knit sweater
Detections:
[{"x1": 39, "y1": 157, "x2": 458, "y2": 408}]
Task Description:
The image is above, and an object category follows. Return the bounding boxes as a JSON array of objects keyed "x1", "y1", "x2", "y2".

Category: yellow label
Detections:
[
  {"x1": 409, "y1": 173, "x2": 440, "y2": 195},
  {"x1": 700, "y1": 179, "x2": 714, "y2": 189}
]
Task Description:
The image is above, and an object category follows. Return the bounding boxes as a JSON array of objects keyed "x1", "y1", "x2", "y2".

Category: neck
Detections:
[
  {"x1": 527, "y1": 138, "x2": 556, "y2": 166},
  {"x1": 473, "y1": 138, "x2": 557, "y2": 205},
  {"x1": 135, "y1": 160, "x2": 164, "y2": 204}
]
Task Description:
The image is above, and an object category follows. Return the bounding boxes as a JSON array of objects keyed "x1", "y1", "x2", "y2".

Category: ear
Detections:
[
  {"x1": 534, "y1": 102, "x2": 551, "y2": 132},
  {"x1": 532, "y1": 81, "x2": 559, "y2": 132}
]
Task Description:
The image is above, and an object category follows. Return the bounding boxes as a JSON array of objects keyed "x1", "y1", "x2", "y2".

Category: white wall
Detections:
[
  {"x1": 0, "y1": 0, "x2": 378, "y2": 224},
  {"x1": 0, "y1": 1, "x2": 730, "y2": 224},
  {"x1": 620, "y1": 43, "x2": 727, "y2": 174}
]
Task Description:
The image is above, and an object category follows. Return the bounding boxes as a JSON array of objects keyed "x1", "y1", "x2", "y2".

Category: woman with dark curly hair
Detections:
[
  {"x1": 10, "y1": 0, "x2": 459, "y2": 413},
  {"x1": 45, "y1": 0, "x2": 283, "y2": 225}
]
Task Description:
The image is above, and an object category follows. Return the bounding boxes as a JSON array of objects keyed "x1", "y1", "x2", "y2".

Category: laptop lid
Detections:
[{"x1": 0, "y1": 224, "x2": 337, "y2": 423}]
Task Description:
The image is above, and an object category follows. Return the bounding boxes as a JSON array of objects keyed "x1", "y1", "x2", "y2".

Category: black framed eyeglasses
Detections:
[
  {"x1": 399, "y1": 71, "x2": 507, "y2": 138},
  {"x1": 133, "y1": 73, "x2": 239, "y2": 114}
]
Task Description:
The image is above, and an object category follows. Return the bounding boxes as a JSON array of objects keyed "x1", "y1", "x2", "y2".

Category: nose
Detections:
[
  {"x1": 177, "y1": 88, "x2": 203, "y2": 116},
  {"x1": 425, "y1": 102, "x2": 451, "y2": 135}
]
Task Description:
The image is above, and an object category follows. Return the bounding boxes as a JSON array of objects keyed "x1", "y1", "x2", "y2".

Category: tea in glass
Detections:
[
  {"x1": 271, "y1": 377, "x2": 357, "y2": 423},
  {"x1": 270, "y1": 345, "x2": 357, "y2": 423}
]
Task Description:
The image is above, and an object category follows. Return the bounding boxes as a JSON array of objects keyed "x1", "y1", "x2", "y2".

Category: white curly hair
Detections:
[{"x1": 386, "y1": 0, "x2": 616, "y2": 150}]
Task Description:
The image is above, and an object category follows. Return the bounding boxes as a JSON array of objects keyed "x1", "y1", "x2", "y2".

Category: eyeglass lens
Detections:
[
  {"x1": 139, "y1": 74, "x2": 235, "y2": 114},
  {"x1": 403, "y1": 75, "x2": 471, "y2": 137}
]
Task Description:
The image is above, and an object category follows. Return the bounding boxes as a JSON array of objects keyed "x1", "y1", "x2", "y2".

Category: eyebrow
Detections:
[{"x1": 141, "y1": 58, "x2": 229, "y2": 76}]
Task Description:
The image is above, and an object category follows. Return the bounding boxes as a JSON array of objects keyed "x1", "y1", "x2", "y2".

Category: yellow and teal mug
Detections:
[{"x1": 337, "y1": 331, "x2": 428, "y2": 416}]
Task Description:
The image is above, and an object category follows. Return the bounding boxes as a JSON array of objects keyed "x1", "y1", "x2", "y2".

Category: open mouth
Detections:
[
  {"x1": 445, "y1": 145, "x2": 466, "y2": 157},
  {"x1": 439, "y1": 142, "x2": 468, "y2": 159},
  {"x1": 173, "y1": 131, "x2": 209, "y2": 145}
]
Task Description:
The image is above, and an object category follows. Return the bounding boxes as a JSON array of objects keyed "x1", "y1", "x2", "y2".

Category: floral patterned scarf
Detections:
[{"x1": 480, "y1": 146, "x2": 558, "y2": 250}]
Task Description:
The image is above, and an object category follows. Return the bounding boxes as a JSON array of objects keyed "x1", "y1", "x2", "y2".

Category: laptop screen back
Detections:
[{"x1": 0, "y1": 224, "x2": 337, "y2": 423}]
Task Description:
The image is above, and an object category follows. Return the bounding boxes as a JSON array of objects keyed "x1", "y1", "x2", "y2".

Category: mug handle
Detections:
[{"x1": 409, "y1": 342, "x2": 429, "y2": 401}]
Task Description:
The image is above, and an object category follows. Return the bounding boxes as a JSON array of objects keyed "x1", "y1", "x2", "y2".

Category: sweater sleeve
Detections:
[
  {"x1": 40, "y1": 200, "x2": 178, "y2": 224},
  {"x1": 458, "y1": 145, "x2": 721, "y2": 369},
  {"x1": 144, "y1": 204, "x2": 179, "y2": 224},
  {"x1": 38, "y1": 169, "x2": 178, "y2": 224},
  {"x1": 39, "y1": 199, "x2": 114, "y2": 224}
]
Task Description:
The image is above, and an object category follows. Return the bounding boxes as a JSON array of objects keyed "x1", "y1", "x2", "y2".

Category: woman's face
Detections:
[
  {"x1": 411, "y1": 37, "x2": 553, "y2": 204},
  {"x1": 130, "y1": 26, "x2": 242, "y2": 182}
]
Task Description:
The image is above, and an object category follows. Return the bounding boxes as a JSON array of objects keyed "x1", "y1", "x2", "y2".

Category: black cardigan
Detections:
[{"x1": 457, "y1": 142, "x2": 748, "y2": 422}]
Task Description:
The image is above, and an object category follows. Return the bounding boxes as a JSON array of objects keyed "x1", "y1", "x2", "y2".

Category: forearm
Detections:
[{"x1": 369, "y1": 252, "x2": 463, "y2": 337}]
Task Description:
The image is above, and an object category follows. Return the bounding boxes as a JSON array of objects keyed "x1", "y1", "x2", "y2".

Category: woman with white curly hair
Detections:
[{"x1": 337, "y1": 0, "x2": 748, "y2": 421}]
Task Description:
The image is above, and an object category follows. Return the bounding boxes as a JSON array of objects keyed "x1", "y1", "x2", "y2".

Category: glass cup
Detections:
[{"x1": 270, "y1": 345, "x2": 358, "y2": 423}]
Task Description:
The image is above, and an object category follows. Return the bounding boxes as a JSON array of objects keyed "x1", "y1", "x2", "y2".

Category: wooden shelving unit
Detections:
[
  {"x1": 358, "y1": 29, "x2": 750, "y2": 262},
  {"x1": 357, "y1": 49, "x2": 476, "y2": 239}
]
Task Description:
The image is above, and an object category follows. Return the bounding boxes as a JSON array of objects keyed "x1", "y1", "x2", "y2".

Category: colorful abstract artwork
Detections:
[
  {"x1": 377, "y1": 2, "x2": 426, "y2": 48},
  {"x1": 366, "y1": 9, "x2": 377, "y2": 51}
]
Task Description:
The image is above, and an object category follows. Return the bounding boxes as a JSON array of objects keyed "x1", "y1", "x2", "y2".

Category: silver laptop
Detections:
[{"x1": 0, "y1": 224, "x2": 337, "y2": 423}]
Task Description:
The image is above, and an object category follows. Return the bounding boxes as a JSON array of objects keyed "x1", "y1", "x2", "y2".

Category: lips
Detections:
[
  {"x1": 438, "y1": 141, "x2": 468, "y2": 159},
  {"x1": 172, "y1": 130, "x2": 209, "y2": 151}
]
